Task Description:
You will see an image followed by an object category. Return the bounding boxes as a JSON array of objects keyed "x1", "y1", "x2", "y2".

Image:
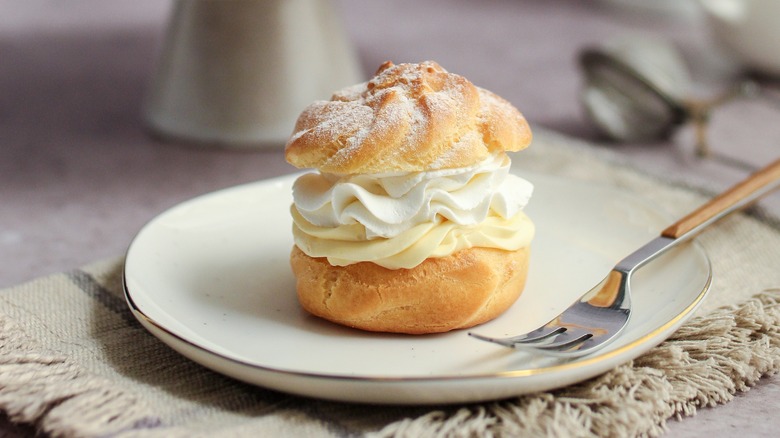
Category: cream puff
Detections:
[{"x1": 285, "y1": 61, "x2": 534, "y2": 334}]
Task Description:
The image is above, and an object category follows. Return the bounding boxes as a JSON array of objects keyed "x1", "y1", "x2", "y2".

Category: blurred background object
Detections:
[
  {"x1": 699, "y1": 0, "x2": 780, "y2": 77},
  {"x1": 578, "y1": 36, "x2": 761, "y2": 158},
  {"x1": 579, "y1": 37, "x2": 692, "y2": 143},
  {"x1": 143, "y1": 0, "x2": 362, "y2": 148},
  {"x1": 595, "y1": 0, "x2": 702, "y2": 19}
]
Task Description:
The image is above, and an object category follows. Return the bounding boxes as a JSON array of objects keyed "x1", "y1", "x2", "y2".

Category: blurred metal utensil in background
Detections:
[{"x1": 579, "y1": 37, "x2": 760, "y2": 157}]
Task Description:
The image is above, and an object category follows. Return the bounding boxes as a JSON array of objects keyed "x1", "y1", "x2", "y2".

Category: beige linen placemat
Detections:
[{"x1": 1, "y1": 131, "x2": 780, "y2": 437}]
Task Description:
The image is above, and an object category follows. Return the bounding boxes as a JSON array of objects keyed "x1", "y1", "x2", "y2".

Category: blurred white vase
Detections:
[
  {"x1": 144, "y1": 0, "x2": 363, "y2": 148},
  {"x1": 699, "y1": 0, "x2": 780, "y2": 76}
]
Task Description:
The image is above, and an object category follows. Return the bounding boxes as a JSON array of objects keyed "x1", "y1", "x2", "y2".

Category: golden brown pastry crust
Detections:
[
  {"x1": 290, "y1": 245, "x2": 530, "y2": 334},
  {"x1": 285, "y1": 61, "x2": 532, "y2": 174}
]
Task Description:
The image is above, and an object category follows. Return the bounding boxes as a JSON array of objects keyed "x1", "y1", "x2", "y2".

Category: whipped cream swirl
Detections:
[{"x1": 291, "y1": 152, "x2": 534, "y2": 269}]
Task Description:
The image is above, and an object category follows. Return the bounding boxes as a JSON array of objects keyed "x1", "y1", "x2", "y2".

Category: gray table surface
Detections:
[{"x1": 2, "y1": 1, "x2": 779, "y2": 436}]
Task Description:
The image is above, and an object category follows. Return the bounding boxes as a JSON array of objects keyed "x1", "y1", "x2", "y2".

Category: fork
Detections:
[{"x1": 469, "y1": 158, "x2": 780, "y2": 357}]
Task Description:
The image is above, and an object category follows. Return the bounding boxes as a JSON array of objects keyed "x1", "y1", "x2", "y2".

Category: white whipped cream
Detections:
[{"x1": 291, "y1": 152, "x2": 533, "y2": 239}]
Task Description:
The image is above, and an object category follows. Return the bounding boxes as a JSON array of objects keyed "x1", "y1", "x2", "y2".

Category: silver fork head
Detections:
[{"x1": 469, "y1": 270, "x2": 632, "y2": 357}]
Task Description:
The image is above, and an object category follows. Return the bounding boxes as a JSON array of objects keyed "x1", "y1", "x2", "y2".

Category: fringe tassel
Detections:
[{"x1": 0, "y1": 314, "x2": 172, "y2": 437}]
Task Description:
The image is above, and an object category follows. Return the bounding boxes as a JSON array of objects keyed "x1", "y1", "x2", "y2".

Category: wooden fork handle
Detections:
[{"x1": 661, "y1": 158, "x2": 780, "y2": 240}]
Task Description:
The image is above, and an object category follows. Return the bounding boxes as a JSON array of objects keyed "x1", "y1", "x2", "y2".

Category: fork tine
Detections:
[
  {"x1": 467, "y1": 326, "x2": 567, "y2": 348},
  {"x1": 518, "y1": 333, "x2": 593, "y2": 352},
  {"x1": 512, "y1": 326, "x2": 567, "y2": 344},
  {"x1": 467, "y1": 332, "x2": 517, "y2": 348}
]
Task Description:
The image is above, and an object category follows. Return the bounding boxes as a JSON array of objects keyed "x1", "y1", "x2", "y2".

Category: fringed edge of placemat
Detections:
[
  {"x1": 0, "y1": 292, "x2": 189, "y2": 438},
  {"x1": 370, "y1": 289, "x2": 780, "y2": 438}
]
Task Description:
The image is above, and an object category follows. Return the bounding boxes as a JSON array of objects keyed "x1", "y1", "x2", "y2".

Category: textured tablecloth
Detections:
[{"x1": 2, "y1": 0, "x2": 780, "y2": 436}]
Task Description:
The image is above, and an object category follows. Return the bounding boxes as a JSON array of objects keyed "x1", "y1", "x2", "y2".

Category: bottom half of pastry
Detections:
[{"x1": 289, "y1": 245, "x2": 530, "y2": 334}]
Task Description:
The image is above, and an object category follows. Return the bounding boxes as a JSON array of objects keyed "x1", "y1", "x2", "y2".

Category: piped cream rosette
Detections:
[{"x1": 291, "y1": 151, "x2": 534, "y2": 269}]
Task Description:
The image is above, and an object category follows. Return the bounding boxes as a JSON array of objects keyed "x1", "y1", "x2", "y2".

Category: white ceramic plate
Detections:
[{"x1": 124, "y1": 171, "x2": 711, "y2": 404}]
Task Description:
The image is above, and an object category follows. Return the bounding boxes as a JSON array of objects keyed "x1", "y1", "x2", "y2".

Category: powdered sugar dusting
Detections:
[
  {"x1": 311, "y1": 102, "x2": 372, "y2": 146},
  {"x1": 286, "y1": 61, "x2": 529, "y2": 173},
  {"x1": 429, "y1": 131, "x2": 481, "y2": 169},
  {"x1": 332, "y1": 82, "x2": 366, "y2": 102}
]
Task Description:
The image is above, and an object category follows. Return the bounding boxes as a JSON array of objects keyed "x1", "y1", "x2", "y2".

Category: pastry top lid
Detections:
[{"x1": 285, "y1": 61, "x2": 532, "y2": 174}]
